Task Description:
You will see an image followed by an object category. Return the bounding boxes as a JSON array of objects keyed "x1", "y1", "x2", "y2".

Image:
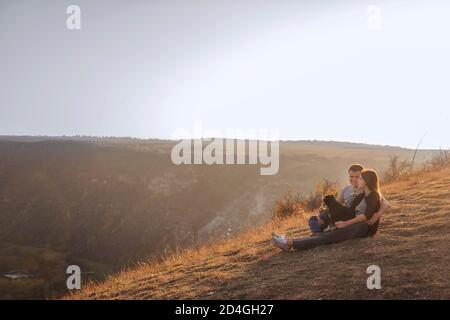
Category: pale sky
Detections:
[{"x1": 0, "y1": 0, "x2": 449, "y2": 149}]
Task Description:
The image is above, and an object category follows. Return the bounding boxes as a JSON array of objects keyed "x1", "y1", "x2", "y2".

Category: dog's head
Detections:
[{"x1": 323, "y1": 194, "x2": 335, "y2": 207}]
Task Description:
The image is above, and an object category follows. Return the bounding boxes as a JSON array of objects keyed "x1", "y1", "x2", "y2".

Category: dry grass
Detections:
[
  {"x1": 272, "y1": 179, "x2": 339, "y2": 220},
  {"x1": 383, "y1": 155, "x2": 412, "y2": 183},
  {"x1": 66, "y1": 166, "x2": 450, "y2": 300}
]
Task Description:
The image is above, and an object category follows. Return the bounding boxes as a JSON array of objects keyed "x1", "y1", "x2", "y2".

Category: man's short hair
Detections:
[{"x1": 348, "y1": 164, "x2": 364, "y2": 173}]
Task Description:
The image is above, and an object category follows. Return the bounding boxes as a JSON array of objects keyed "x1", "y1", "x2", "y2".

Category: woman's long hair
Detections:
[{"x1": 361, "y1": 169, "x2": 381, "y2": 194}]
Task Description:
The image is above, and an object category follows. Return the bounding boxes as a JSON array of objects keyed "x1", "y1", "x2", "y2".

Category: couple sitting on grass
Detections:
[{"x1": 272, "y1": 164, "x2": 391, "y2": 251}]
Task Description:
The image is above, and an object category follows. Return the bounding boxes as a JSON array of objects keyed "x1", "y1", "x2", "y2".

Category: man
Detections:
[{"x1": 309, "y1": 164, "x2": 391, "y2": 233}]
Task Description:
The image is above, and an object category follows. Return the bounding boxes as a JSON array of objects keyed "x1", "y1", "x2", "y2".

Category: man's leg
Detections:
[
  {"x1": 291, "y1": 222, "x2": 369, "y2": 250},
  {"x1": 318, "y1": 209, "x2": 330, "y2": 229}
]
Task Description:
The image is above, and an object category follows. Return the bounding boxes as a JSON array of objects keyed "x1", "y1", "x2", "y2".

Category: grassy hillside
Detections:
[
  {"x1": 68, "y1": 166, "x2": 450, "y2": 299},
  {"x1": 0, "y1": 137, "x2": 434, "y2": 299}
]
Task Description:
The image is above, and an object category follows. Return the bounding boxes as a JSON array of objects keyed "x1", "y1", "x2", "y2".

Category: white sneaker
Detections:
[{"x1": 271, "y1": 236, "x2": 289, "y2": 251}]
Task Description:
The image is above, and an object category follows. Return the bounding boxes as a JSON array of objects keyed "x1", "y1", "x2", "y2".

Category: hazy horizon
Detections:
[
  {"x1": 1, "y1": 0, "x2": 449, "y2": 149},
  {"x1": 0, "y1": 134, "x2": 441, "y2": 151}
]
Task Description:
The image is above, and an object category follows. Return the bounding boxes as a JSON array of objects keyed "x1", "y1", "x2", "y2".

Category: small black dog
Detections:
[{"x1": 322, "y1": 194, "x2": 355, "y2": 224}]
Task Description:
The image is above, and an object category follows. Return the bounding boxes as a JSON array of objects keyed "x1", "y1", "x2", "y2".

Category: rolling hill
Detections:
[
  {"x1": 0, "y1": 136, "x2": 434, "y2": 299},
  {"x1": 69, "y1": 165, "x2": 450, "y2": 299}
]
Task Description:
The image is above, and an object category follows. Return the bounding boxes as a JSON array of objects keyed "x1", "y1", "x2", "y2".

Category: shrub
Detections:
[
  {"x1": 272, "y1": 191, "x2": 304, "y2": 220},
  {"x1": 300, "y1": 179, "x2": 339, "y2": 212},
  {"x1": 428, "y1": 149, "x2": 450, "y2": 169},
  {"x1": 383, "y1": 155, "x2": 411, "y2": 183},
  {"x1": 272, "y1": 179, "x2": 339, "y2": 220}
]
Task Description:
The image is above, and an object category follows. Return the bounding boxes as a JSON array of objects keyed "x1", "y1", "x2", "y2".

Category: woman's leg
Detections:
[{"x1": 290, "y1": 222, "x2": 369, "y2": 250}]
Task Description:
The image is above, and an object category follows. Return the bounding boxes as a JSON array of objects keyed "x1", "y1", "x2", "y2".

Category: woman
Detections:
[{"x1": 272, "y1": 169, "x2": 382, "y2": 251}]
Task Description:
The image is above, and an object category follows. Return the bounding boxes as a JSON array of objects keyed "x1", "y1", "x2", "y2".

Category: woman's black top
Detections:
[{"x1": 349, "y1": 191, "x2": 381, "y2": 236}]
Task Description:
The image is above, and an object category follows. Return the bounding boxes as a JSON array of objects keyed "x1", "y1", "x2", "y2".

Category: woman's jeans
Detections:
[{"x1": 292, "y1": 222, "x2": 369, "y2": 250}]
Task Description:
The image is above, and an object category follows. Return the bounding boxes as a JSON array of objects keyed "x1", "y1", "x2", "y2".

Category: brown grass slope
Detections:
[{"x1": 68, "y1": 167, "x2": 450, "y2": 300}]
